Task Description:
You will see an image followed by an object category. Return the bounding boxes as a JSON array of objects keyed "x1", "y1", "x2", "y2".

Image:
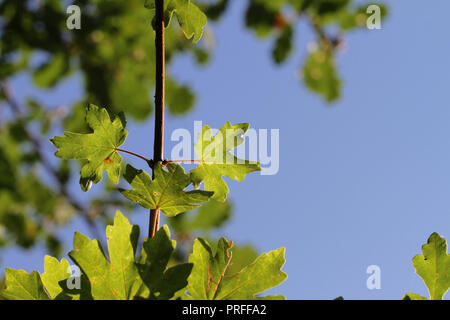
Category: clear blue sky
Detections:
[{"x1": 2, "y1": 0, "x2": 450, "y2": 299}]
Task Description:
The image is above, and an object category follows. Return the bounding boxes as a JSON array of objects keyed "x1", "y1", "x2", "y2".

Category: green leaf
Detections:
[
  {"x1": 225, "y1": 244, "x2": 259, "y2": 277},
  {"x1": 146, "y1": 0, "x2": 207, "y2": 42},
  {"x1": 190, "y1": 122, "x2": 261, "y2": 202},
  {"x1": 302, "y1": 46, "x2": 341, "y2": 102},
  {"x1": 411, "y1": 233, "x2": 450, "y2": 300},
  {"x1": 69, "y1": 211, "x2": 143, "y2": 300},
  {"x1": 120, "y1": 163, "x2": 213, "y2": 217},
  {"x1": 189, "y1": 199, "x2": 232, "y2": 231},
  {"x1": 41, "y1": 255, "x2": 92, "y2": 300},
  {"x1": 32, "y1": 53, "x2": 70, "y2": 88},
  {"x1": 310, "y1": 0, "x2": 351, "y2": 15},
  {"x1": 402, "y1": 293, "x2": 428, "y2": 300},
  {"x1": 50, "y1": 104, "x2": 128, "y2": 192},
  {"x1": 40, "y1": 256, "x2": 71, "y2": 299},
  {"x1": 167, "y1": 199, "x2": 232, "y2": 235},
  {"x1": 166, "y1": 77, "x2": 196, "y2": 115},
  {"x1": 1, "y1": 269, "x2": 49, "y2": 300},
  {"x1": 202, "y1": 0, "x2": 230, "y2": 21},
  {"x1": 169, "y1": 0, "x2": 207, "y2": 43},
  {"x1": 185, "y1": 237, "x2": 287, "y2": 300},
  {"x1": 272, "y1": 24, "x2": 294, "y2": 64},
  {"x1": 1, "y1": 212, "x2": 196, "y2": 300},
  {"x1": 245, "y1": 1, "x2": 279, "y2": 38},
  {"x1": 138, "y1": 225, "x2": 193, "y2": 299}
]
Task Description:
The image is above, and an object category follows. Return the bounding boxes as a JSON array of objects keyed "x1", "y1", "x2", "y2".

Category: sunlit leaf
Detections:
[
  {"x1": 190, "y1": 122, "x2": 261, "y2": 202},
  {"x1": 50, "y1": 105, "x2": 128, "y2": 191},
  {"x1": 411, "y1": 233, "x2": 450, "y2": 300},
  {"x1": 185, "y1": 237, "x2": 287, "y2": 300},
  {"x1": 69, "y1": 211, "x2": 142, "y2": 300},
  {"x1": 1, "y1": 269, "x2": 49, "y2": 300}
]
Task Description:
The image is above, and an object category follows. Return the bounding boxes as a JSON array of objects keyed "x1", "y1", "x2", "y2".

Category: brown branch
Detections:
[
  {"x1": 149, "y1": 0, "x2": 166, "y2": 238},
  {"x1": 0, "y1": 81, "x2": 102, "y2": 240}
]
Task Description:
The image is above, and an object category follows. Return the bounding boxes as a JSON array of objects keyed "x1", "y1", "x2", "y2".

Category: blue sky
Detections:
[{"x1": 3, "y1": 0, "x2": 450, "y2": 299}]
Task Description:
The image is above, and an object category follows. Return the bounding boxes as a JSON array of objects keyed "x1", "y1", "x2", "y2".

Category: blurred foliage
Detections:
[
  {"x1": 0, "y1": 0, "x2": 388, "y2": 263},
  {"x1": 0, "y1": 0, "x2": 215, "y2": 257},
  {"x1": 0, "y1": 0, "x2": 211, "y2": 125},
  {"x1": 244, "y1": 0, "x2": 388, "y2": 102}
]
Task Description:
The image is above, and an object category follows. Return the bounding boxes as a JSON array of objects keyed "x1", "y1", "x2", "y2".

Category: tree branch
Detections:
[{"x1": 150, "y1": 0, "x2": 166, "y2": 238}]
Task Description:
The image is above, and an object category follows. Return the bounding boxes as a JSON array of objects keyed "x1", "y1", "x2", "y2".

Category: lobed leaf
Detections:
[
  {"x1": 69, "y1": 211, "x2": 142, "y2": 300},
  {"x1": 40, "y1": 256, "x2": 71, "y2": 299},
  {"x1": 190, "y1": 122, "x2": 261, "y2": 202},
  {"x1": 137, "y1": 225, "x2": 193, "y2": 299},
  {"x1": 145, "y1": 0, "x2": 207, "y2": 42},
  {"x1": 50, "y1": 105, "x2": 128, "y2": 191},
  {"x1": 185, "y1": 237, "x2": 287, "y2": 300},
  {"x1": 120, "y1": 163, "x2": 213, "y2": 217},
  {"x1": 1, "y1": 269, "x2": 49, "y2": 300},
  {"x1": 411, "y1": 232, "x2": 450, "y2": 300}
]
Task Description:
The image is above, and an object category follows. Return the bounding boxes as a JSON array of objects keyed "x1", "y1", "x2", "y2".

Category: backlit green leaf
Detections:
[
  {"x1": 302, "y1": 46, "x2": 341, "y2": 102},
  {"x1": 50, "y1": 105, "x2": 128, "y2": 191},
  {"x1": 40, "y1": 256, "x2": 71, "y2": 299},
  {"x1": 1, "y1": 269, "x2": 49, "y2": 300},
  {"x1": 190, "y1": 122, "x2": 261, "y2": 202},
  {"x1": 69, "y1": 211, "x2": 143, "y2": 300},
  {"x1": 185, "y1": 237, "x2": 287, "y2": 300},
  {"x1": 146, "y1": 0, "x2": 207, "y2": 42},
  {"x1": 411, "y1": 233, "x2": 450, "y2": 300}
]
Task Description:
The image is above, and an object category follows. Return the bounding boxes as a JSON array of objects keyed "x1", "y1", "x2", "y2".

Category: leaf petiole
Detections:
[{"x1": 115, "y1": 148, "x2": 152, "y2": 165}]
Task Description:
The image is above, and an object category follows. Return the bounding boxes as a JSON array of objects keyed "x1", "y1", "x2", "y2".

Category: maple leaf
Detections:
[
  {"x1": 403, "y1": 232, "x2": 450, "y2": 300},
  {"x1": 0, "y1": 212, "x2": 193, "y2": 300},
  {"x1": 185, "y1": 237, "x2": 287, "y2": 300},
  {"x1": 120, "y1": 163, "x2": 213, "y2": 217},
  {"x1": 1, "y1": 269, "x2": 50, "y2": 300},
  {"x1": 68, "y1": 211, "x2": 143, "y2": 300},
  {"x1": 137, "y1": 225, "x2": 193, "y2": 300},
  {"x1": 50, "y1": 104, "x2": 128, "y2": 191},
  {"x1": 145, "y1": 0, "x2": 207, "y2": 42},
  {"x1": 190, "y1": 122, "x2": 261, "y2": 202}
]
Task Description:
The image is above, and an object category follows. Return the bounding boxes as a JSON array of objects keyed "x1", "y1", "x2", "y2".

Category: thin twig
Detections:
[
  {"x1": 149, "y1": 0, "x2": 166, "y2": 238},
  {"x1": 115, "y1": 148, "x2": 152, "y2": 165}
]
